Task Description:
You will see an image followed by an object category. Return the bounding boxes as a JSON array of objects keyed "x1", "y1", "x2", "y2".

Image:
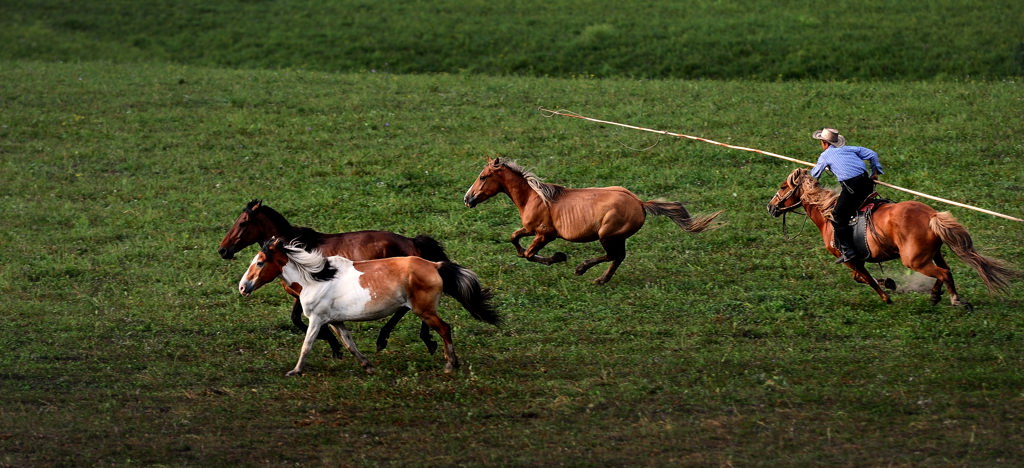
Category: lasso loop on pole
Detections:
[{"x1": 538, "y1": 107, "x2": 1023, "y2": 223}]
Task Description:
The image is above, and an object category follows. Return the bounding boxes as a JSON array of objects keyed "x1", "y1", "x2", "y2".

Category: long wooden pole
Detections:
[{"x1": 539, "y1": 107, "x2": 1024, "y2": 223}]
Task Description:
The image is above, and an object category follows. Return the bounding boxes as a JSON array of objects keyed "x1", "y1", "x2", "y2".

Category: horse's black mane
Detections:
[{"x1": 249, "y1": 199, "x2": 325, "y2": 251}]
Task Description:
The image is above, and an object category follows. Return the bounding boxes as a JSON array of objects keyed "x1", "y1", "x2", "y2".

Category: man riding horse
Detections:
[{"x1": 810, "y1": 128, "x2": 884, "y2": 264}]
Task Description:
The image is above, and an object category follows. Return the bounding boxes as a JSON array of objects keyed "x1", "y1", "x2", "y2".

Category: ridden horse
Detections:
[
  {"x1": 767, "y1": 168, "x2": 1016, "y2": 309},
  {"x1": 463, "y1": 157, "x2": 723, "y2": 284},
  {"x1": 238, "y1": 237, "x2": 500, "y2": 375},
  {"x1": 218, "y1": 199, "x2": 449, "y2": 355}
]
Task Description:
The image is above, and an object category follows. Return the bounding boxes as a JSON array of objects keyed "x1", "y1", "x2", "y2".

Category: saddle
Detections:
[{"x1": 849, "y1": 192, "x2": 892, "y2": 262}]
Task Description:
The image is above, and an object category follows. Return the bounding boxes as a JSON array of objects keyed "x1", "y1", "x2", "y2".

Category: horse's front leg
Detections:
[
  {"x1": 291, "y1": 298, "x2": 344, "y2": 358},
  {"x1": 510, "y1": 227, "x2": 532, "y2": 257},
  {"x1": 512, "y1": 229, "x2": 566, "y2": 265},
  {"x1": 287, "y1": 315, "x2": 326, "y2": 376},
  {"x1": 329, "y1": 323, "x2": 375, "y2": 374},
  {"x1": 847, "y1": 263, "x2": 892, "y2": 304}
]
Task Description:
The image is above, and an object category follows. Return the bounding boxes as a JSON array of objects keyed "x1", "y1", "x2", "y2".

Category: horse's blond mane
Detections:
[
  {"x1": 501, "y1": 159, "x2": 565, "y2": 204},
  {"x1": 791, "y1": 169, "x2": 840, "y2": 219}
]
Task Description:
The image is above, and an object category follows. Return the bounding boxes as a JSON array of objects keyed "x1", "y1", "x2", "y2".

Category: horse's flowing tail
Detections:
[
  {"x1": 930, "y1": 212, "x2": 1017, "y2": 293},
  {"x1": 643, "y1": 200, "x2": 723, "y2": 233},
  {"x1": 413, "y1": 234, "x2": 451, "y2": 262},
  {"x1": 438, "y1": 262, "x2": 501, "y2": 325}
]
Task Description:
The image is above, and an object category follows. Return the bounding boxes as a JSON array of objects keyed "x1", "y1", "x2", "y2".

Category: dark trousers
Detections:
[{"x1": 832, "y1": 173, "x2": 875, "y2": 254}]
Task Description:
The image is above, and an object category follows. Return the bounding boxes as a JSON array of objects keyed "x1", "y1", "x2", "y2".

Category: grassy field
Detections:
[
  {"x1": 2, "y1": 0, "x2": 1024, "y2": 465},
  {"x1": 1, "y1": 60, "x2": 1022, "y2": 466},
  {"x1": 2, "y1": 0, "x2": 1023, "y2": 80}
]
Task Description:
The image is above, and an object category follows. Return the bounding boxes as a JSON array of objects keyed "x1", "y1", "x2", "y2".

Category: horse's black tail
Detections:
[
  {"x1": 413, "y1": 234, "x2": 451, "y2": 262},
  {"x1": 437, "y1": 262, "x2": 500, "y2": 326},
  {"x1": 642, "y1": 200, "x2": 724, "y2": 233}
]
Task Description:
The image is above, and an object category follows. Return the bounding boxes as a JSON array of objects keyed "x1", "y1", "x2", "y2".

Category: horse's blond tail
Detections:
[
  {"x1": 643, "y1": 200, "x2": 723, "y2": 233},
  {"x1": 930, "y1": 212, "x2": 1017, "y2": 293}
]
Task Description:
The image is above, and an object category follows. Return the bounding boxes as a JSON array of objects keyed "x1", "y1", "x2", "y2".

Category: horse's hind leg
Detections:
[
  {"x1": 291, "y1": 298, "x2": 344, "y2": 358},
  {"x1": 329, "y1": 323, "x2": 375, "y2": 374},
  {"x1": 917, "y1": 252, "x2": 971, "y2": 310},
  {"x1": 577, "y1": 237, "x2": 626, "y2": 285},
  {"x1": 410, "y1": 294, "x2": 459, "y2": 372}
]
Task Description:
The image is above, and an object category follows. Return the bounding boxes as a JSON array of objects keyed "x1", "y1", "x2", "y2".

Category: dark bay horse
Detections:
[
  {"x1": 768, "y1": 168, "x2": 1016, "y2": 309},
  {"x1": 219, "y1": 199, "x2": 450, "y2": 355},
  {"x1": 463, "y1": 157, "x2": 723, "y2": 284},
  {"x1": 239, "y1": 238, "x2": 499, "y2": 374}
]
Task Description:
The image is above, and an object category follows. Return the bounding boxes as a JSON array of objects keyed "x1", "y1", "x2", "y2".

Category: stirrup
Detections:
[{"x1": 834, "y1": 251, "x2": 856, "y2": 264}]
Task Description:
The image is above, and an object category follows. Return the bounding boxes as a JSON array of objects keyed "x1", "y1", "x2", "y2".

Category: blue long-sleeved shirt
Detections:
[{"x1": 810, "y1": 145, "x2": 884, "y2": 181}]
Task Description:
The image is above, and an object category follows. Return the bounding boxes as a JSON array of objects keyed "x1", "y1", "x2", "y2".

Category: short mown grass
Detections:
[{"x1": 1, "y1": 61, "x2": 1022, "y2": 466}]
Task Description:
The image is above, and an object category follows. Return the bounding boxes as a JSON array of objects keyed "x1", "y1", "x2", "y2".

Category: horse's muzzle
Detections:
[
  {"x1": 218, "y1": 247, "x2": 236, "y2": 260},
  {"x1": 239, "y1": 281, "x2": 253, "y2": 296},
  {"x1": 464, "y1": 195, "x2": 478, "y2": 208},
  {"x1": 767, "y1": 203, "x2": 782, "y2": 217}
]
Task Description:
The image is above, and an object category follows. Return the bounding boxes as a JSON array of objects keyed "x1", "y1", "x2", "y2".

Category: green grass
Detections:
[
  {"x1": 2, "y1": 0, "x2": 1022, "y2": 80},
  {"x1": 1, "y1": 60, "x2": 1022, "y2": 466}
]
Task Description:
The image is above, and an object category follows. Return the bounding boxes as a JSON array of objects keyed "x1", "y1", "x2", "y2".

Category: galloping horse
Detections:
[
  {"x1": 239, "y1": 238, "x2": 500, "y2": 375},
  {"x1": 463, "y1": 157, "x2": 723, "y2": 284},
  {"x1": 767, "y1": 168, "x2": 1016, "y2": 309},
  {"x1": 219, "y1": 199, "x2": 450, "y2": 355}
]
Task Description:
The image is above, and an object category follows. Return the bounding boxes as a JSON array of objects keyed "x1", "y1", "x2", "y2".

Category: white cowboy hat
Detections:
[{"x1": 812, "y1": 128, "x2": 846, "y2": 147}]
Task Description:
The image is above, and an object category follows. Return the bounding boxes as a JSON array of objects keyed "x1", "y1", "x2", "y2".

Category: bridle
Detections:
[{"x1": 769, "y1": 184, "x2": 806, "y2": 239}]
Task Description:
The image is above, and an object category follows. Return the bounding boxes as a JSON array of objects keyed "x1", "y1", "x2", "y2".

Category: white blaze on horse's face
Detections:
[
  {"x1": 464, "y1": 158, "x2": 501, "y2": 208},
  {"x1": 238, "y1": 248, "x2": 280, "y2": 296}
]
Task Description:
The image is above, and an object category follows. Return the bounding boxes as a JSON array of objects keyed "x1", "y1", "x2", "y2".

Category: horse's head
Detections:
[
  {"x1": 767, "y1": 169, "x2": 808, "y2": 217},
  {"x1": 238, "y1": 237, "x2": 289, "y2": 296},
  {"x1": 219, "y1": 199, "x2": 270, "y2": 259},
  {"x1": 464, "y1": 157, "x2": 508, "y2": 208}
]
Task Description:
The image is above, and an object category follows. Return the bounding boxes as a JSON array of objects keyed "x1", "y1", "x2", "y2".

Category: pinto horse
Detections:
[
  {"x1": 218, "y1": 199, "x2": 451, "y2": 355},
  {"x1": 463, "y1": 157, "x2": 723, "y2": 284},
  {"x1": 767, "y1": 168, "x2": 1016, "y2": 309},
  {"x1": 239, "y1": 238, "x2": 499, "y2": 375}
]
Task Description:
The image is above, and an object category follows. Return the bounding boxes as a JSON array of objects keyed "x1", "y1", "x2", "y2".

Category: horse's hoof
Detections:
[
  {"x1": 593, "y1": 277, "x2": 609, "y2": 285},
  {"x1": 551, "y1": 252, "x2": 568, "y2": 263},
  {"x1": 425, "y1": 340, "x2": 438, "y2": 355},
  {"x1": 882, "y1": 278, "x2": 896, "y2": 290},
  {"x1": 955, "y1": 301, "x2": 974, "y2": 312},
  {"x1": 285, "y1": 369, "x2": 303, "y2": 377},
  {"x1": 363, "y1": 366, "x2": 376, "y2": 375}
]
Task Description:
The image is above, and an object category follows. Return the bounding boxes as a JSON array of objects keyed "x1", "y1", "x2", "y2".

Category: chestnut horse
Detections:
[
  {"x1": 463, "y1": 157, "x2": 723, "y2": 284},
  {"x1": 767, "y1": 168, "x2": 1016, "y2": 309},
  {"x1": 219, "y1": 199, "x2": 450, "y2": 355},
  {"x1": 239, "y1": 238, "x2": 499, "y2": 375}
]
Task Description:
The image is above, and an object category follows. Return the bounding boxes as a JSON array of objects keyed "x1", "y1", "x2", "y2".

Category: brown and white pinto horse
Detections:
[
  {"x1": 219, "y1": 199, "x2": 450, "y2": 355},
  {"x1": 239, "y1": 238, "x2": 500, "y2": 375},
  {"x1": 463, "y1": 157, "x2": 723, "y2": 284},
  {"x1": 768, "y1": 168, "x2": 1016, "y2": 309}
]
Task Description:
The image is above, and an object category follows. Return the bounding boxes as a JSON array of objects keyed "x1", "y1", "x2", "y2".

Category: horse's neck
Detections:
[
  {"x1": 261, "y1": 210, "x2": 321, "y2": 244},
  {"x1": 280, "y1": 256, "x2": 352, "y2": 298},
  {"x1": 502, "y1": 173, "x2": 542, "y2": 210},
  {"x1": 801, "y1": 199, "x2": 832, "y2": 232}
]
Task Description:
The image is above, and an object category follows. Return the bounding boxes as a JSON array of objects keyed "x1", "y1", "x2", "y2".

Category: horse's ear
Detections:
[{"x1": 490, "y1": 157, "x2": 501, "y2": 167}]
